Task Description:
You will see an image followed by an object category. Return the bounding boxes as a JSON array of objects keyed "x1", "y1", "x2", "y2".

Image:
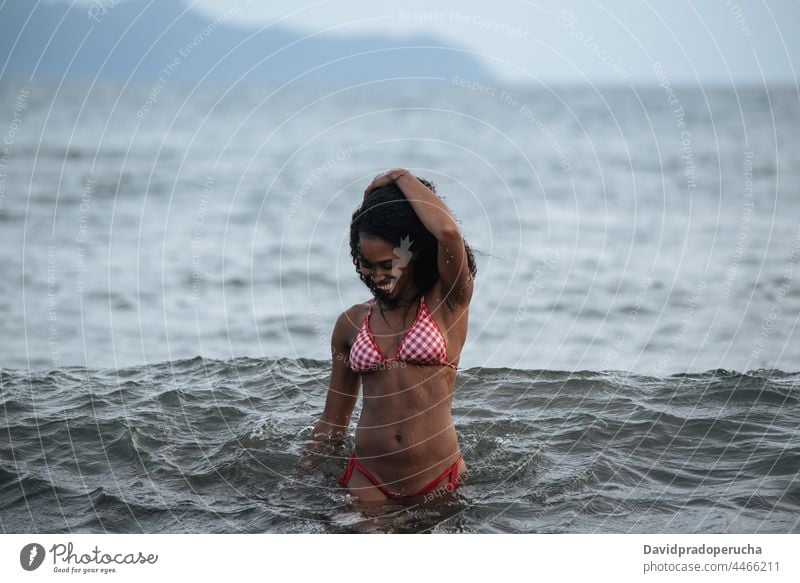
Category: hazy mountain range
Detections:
[{"x1": 0, "y1": 0, "x2": 493, "y2": 83}]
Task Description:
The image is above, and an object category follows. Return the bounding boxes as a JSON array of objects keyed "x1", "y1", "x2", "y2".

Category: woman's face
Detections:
[{"x1": 357, "y1": 234, "x2": 415, "y2": 300}]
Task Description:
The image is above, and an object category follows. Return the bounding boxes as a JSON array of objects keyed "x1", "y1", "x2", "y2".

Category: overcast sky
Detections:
[{"x1": 177, "y1": 0, "x2": 799, "y2": 86}]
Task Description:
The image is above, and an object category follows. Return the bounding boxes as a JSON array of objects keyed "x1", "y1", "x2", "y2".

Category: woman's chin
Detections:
[{"x1": 372, "y1": 288, "x2": 393, "y2": 301}]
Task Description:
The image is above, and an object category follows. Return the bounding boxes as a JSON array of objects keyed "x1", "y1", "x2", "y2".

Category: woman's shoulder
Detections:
[{"x1": 334, "y1": 301, "x2": 371, "y2": 336}]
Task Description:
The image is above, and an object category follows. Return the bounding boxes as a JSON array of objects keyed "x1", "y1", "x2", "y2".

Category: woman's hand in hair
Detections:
[{"x1": 363, "y1": 168, "x2": 410, "y2": 200}]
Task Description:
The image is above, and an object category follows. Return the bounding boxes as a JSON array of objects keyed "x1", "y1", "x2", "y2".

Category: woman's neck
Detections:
[{"x1": 376, "y1": 285, "x2": 420, "y2": 314}]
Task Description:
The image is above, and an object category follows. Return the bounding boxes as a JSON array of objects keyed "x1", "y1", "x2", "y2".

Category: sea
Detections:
[{"x1": 0, "y1": 79, "x2": 798, "y2": 533}]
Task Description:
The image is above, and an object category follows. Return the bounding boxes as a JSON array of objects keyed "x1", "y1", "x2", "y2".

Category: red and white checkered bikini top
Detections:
[{"x1": 348, "y1": 295, "x2": 457, "y2": 374}]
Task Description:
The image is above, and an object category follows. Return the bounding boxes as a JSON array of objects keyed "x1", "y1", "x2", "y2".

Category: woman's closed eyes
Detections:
[{"x1": 359, "y1": 258, "x2": 393, "y2": 271}]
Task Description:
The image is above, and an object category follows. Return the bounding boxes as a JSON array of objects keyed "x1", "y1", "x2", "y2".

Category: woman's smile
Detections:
[{"x1": 375, "y1": 279, "x2": 395, "y2": 292}]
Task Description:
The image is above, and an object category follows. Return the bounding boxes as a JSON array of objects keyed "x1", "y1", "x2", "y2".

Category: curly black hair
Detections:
[{"x1": 349, "y1": 176, "x2": 477, "y2": 314}]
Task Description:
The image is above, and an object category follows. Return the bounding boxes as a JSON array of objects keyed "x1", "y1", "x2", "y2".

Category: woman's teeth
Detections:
[{"x1": 377, "y1": 281, "x2": 393, "y2": 291}]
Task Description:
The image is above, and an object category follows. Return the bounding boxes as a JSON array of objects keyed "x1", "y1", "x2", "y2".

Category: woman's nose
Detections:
[{"x1": 366, "y1": 266, "x2": 391, "y2": 281}]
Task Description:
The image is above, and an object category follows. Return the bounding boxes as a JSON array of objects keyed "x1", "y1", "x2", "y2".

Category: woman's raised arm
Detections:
[{"x1": 365, "y1": 169, "x2": 473, "y2": 307}]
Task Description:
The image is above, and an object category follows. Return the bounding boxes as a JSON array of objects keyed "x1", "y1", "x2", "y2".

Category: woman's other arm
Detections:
[{"x1": 299, "y1": 309, "x2": 361, "y2": 472}]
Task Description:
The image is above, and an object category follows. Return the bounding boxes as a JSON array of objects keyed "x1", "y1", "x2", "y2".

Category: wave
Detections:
[{"x1": 1, "y1": 357, "x2": 797, "y2": 533}]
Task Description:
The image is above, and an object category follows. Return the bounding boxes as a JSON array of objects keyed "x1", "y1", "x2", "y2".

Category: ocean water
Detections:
[
  {"x1": 1, "y1": 80, "x2": 799, "y2": 532},
  {"x1": 1, "y1": 359, "x2": 798, "y2": 533}
]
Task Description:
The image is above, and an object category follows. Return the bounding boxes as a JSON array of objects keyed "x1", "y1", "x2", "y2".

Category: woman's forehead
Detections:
[{"x1": 358, "y1": 234, "x2": 393, "y2": 257}]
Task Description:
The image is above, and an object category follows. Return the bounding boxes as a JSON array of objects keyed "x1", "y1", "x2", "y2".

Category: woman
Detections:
[{"x1": 305, "y1": 168, "x2": 477, "y2": 503}]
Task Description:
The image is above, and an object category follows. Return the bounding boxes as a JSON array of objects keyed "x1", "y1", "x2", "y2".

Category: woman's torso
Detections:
[{"x1": 347, "y1": 283, "x2": 469, "y2": 492}]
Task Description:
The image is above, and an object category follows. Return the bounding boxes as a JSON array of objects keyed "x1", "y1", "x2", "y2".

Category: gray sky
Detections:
[{"x1": 185, "y1": 0, "x2": 800, "y2": 85}]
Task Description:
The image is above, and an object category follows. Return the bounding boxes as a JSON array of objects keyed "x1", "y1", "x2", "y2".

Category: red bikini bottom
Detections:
[{"x1": 338, "y1": 452, "x2": 463, "y2": 500}]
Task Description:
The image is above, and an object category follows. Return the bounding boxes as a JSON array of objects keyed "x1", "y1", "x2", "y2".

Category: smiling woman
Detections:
[{"x1": 302, "y1": 169, "x2": 477, "y2": 504}]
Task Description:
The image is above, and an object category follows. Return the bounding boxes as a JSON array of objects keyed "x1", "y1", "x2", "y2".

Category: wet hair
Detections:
[{"x1": 349, "y1": 176, "x2": 477, "y2": 314}]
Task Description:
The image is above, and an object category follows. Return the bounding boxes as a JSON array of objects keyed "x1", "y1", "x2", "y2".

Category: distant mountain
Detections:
[{"x1": 0, "y1": 0, "x2": 494, "y2": 83}]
